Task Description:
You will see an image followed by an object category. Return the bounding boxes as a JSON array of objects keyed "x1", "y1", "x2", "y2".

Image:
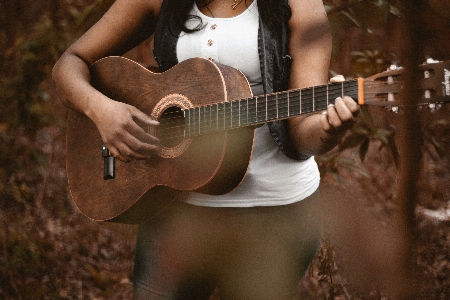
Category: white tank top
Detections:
[{"x1": 176, "y1": 0, "x2": 320, "y2": 207}]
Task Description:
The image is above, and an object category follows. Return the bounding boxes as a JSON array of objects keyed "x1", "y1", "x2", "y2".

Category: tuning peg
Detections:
[
  {"x1": 387, "y1": 65, "x2": 399, "y2": 113},
  {"x1": 388, "y1": 64, "x2": 403, "y2": 71},
  {"x1": 425, "y1": 58, "x2": 441, "y2": 64},
  {"x1": 428, "y1": 103, "x2": 442, "y2": 112}
]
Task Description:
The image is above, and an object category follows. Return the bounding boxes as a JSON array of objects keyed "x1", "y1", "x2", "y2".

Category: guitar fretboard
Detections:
[{"x1": 183, "y1": 80, "x2": 359, "y2": 137}]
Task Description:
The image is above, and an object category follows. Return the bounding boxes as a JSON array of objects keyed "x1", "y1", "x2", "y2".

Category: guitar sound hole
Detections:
[{"x1": 159, "y1": 106, "x2": 185, "y2": 148}]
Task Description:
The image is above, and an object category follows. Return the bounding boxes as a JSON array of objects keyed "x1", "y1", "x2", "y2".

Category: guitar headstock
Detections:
[{"x1": 361, "y1": 59, "x2": 450, "y2": 111}]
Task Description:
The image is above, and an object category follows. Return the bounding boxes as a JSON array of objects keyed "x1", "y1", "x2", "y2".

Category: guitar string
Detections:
[
  {"x1": 156, "y1": 75, "x2": 437, "y2": 131},
  {"x1": 154, "y1": 84, "x2": 403, "y2": 141},
  {"x1": 152, "y1": 81, "x2": 442, "y2": 142},
  {"x1": 154, "y1": 86, "x2": 400, "y2": 134},
  {"x1": 155, "y1": 85, "x2": 364, "y2": 142},
  {"x1": 155, "y1": 82, "x2": 359, "y2": 126},
  {"x1": 137, "y1": 60, "x2": 450, "y2": 140},
  {"x1": 157, "y1": 93, "x2": 342, "y2": 135}
]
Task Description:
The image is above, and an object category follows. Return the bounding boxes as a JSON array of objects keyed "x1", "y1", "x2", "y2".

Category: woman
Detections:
[{"x1": 53, "y1": 0, "x2": 360, "y2": 299}]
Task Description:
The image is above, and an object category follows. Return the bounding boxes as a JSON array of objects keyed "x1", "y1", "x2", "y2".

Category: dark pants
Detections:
[{"x1": 132, "y1": 189, "x2": 322, "y2": 300}]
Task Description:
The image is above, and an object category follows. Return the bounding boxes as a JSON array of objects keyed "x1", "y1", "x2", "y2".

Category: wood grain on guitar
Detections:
[{"x1": 66, "y1": 57, "x2": 450, "y2": 223}]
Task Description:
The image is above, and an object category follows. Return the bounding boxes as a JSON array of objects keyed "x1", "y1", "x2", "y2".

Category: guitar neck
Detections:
[{"x1": 183, "y1": 79, "x2": 359, "y2": 137}]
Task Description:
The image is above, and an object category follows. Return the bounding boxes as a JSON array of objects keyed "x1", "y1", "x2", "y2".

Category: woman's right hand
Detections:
[{"x1": 89, "y1": 97, "x2": 160, "y2": 162}]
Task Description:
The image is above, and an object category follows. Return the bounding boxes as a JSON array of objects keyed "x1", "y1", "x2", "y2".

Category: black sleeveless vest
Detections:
[{"x1": 152, "y1": 0, "x2": 310, "y2": 161}]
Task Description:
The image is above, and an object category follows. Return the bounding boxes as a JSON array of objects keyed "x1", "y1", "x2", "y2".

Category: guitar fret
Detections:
[
  {"x1": 195, "y1": 107, "x2": 199, "y2": 135},
  {"x1": 301, "y1": 88, "x2": 313, "y2": 114},
  {"x1": 224, "y1": 102, "x2": 232, "y2": 129},
  {"x1": 312, "y1": 87, "x2": 315, "y2": 112},
  {"x1": 198, "y1": 106, "x2": 202, "y2": 134},
  {"x1": 315, "y1": 85, "x2": 328, "y2": 111},
  {"x1": 189, "y1": 108, "x2": 193, "y2": 136},
  {"x1": 246, "y1": 97, "x2": 256, "y2": 125},
  {"x1": 184, "y1": 109, "x2": 189, "y2": 137},
  {"x1": 205, "y1": 105, "x2": 211, "y2": 133},
  {"x1": 287, "y1": 91, "x2": 290, "y2": 116},
  {"x1": 247, "y1": 98, "x2": 250, "y2": 125},
  {"x1": 254, "y1": 96, "x2": 258, "y2": 124},
  {"x1": 200, "y1": 106, "x2": 205, "y2": 134},
  {"x1": 276, "y1": 94, "x2": 279, "y2": 119},
  {"x1": 211, "y1": 103, "x2": 218, "y2": 132},
  {"x1": 238, "y1": 100, "x2": 241, "y2": 127},
  {"x1": 210, "y1": 104, "x2": 214, "y2": 132},
  {"x1": 190, "y1": 107, "x2": 197, "y2": 136},
  {"x1": 289, "y1": 90, "x2": 300, "y2": 116},
  {"x1": 299, "y1": 89, "x2": 302, "y2": 115},
  {"x1": 231, "y1": 100, "x2": 239, "y2": 128},
  {"x1": 267, "y1": 94, "x2": 277, "y2": 121},
  {"x1": 256, "y1": 95, "x2": 266, "y2": 123},
  {"x1": 265, "y1": 95, "x2": 268, "y2": 121},
  {"x1": 217, "y1": 103, "x2": 224, "y2": 131},
  {"x1": 240, "y1": 99, "x2": 248, "y2": 126},
  {"x1": 278, "y1": 92, "x2": 289, "y2": 119},
  {"x1": 326, "y1": 84, "x2": 329, "y2": 107}
]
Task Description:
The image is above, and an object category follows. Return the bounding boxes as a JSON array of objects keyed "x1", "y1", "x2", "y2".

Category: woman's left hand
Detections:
[{"x1": 321, "y1": 75, "x2": 360, "y2": 135}]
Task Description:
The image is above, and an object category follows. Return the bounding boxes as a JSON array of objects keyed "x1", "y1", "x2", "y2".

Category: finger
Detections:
[
  {"x1": 329, "y1": 75, "x2": 345, "y2": 83},
  {"x1": 127, "y1": 121, "x2": 161, "y2": 146},
  {"x1": 131, "y1": 107, "x2": 160, "y2": 127},
  {"x1": 321, "y1": 111, "x2": 333, "y2": 133},
  {"x1": 107, "y1": 145, "x2": 132, "y2": 163},
  {"x1": 342, "y1": 95, "x2": 361, "y2": 117},
  {"x1": 326, "y1": 103, "x2": 342, "y2": 130},
  {"x1": 116, "y1": 138, "x2": 156, "y2": 161},
  {"x1": 128, "y1": 109, "x2": 161, "y2": 145},
  {"x1": 119, "y1": 131, "x2": 160, "y2": 159},
  {"x1": 334, "y1": 97, "x2": 357, "y2": 124}
]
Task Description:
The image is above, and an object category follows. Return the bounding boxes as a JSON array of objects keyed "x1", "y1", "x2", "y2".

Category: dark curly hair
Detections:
[{"x1": 164, "y1": 0, "x2": 291, "y2": 33}]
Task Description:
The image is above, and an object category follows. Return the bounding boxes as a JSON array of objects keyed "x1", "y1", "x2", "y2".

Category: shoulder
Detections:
[
  {"x1": 148, "y1": 0, "x2": 164, "y2": 16},
  {"x1": 106, "y1": 0, "x2": 164, "y2": 18},
  {"x1": 288, "y1": 0, "x2": 329, "y2": 28},
  {"x1": 287, "y1": 0, "x2": 331, "y2": 46}
]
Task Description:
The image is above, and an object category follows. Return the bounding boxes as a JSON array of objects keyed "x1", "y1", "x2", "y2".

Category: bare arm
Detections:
[
  {"x1": 52, "y1": 0, "x2": 162, "y2": 162},
  {"x1": 287, "y1": 0, "x2": 360, "y2": 156}
]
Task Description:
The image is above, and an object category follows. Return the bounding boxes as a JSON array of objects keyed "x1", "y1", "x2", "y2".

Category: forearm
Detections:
[
  {"x1": 288, "y1": 114, "x2": 344, "y2": 156},
  {"x1": 52, "y1": 52, "x2": 109, "y2": 122}
]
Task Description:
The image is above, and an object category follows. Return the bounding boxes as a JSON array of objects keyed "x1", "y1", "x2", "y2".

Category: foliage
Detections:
[
  {"x1": 1, "y1": 0, "x2": 450, "y2": 299},
  {"x1": 325, "y1": 0, "x2": 400, "y2": 32},
  {"x1": 0, "y1": 1, "x2": 121, "y2": 299},
  {"x1": 309, "y1": 237, "x2": 349, "y2": 299},
  {"x1": 324, "y1": 0, "x2": 400, "y2": 69}
]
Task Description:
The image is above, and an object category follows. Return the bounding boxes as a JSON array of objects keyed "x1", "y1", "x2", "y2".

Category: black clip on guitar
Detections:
[{"x1": 102, "y1": 143, "x2": 115, "y2": 180}]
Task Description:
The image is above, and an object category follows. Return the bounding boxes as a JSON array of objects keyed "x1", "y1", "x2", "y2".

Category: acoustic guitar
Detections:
[{"x1": 66, "y1": 57, "x2": 450, "y2": 223}]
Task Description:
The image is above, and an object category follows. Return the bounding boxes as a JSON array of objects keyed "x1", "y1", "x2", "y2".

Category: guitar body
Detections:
[{"x1": 66, "y1": 57, "x2": 255, "y2": 223}]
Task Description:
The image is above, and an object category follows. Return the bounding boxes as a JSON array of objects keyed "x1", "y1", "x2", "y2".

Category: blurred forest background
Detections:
[{"x1": 1, "y1": 0, "x2": 450, "y2": 299}]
